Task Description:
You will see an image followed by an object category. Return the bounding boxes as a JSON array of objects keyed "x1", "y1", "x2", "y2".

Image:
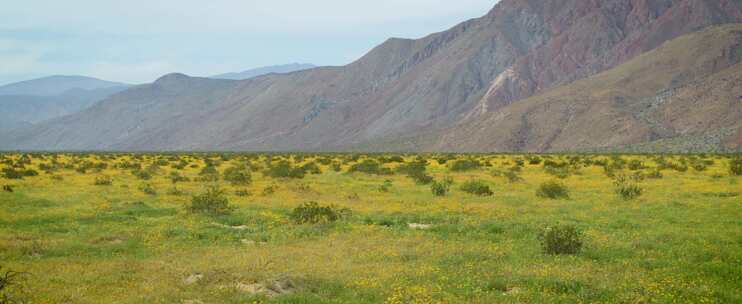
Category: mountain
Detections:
[
  {"x1": 0, "y1": 76, "x2": 130, "y2": 131},
  {"x1": 2, "y1": 0, "x2": 741, "y2": 152},
  {"x1": 0, "y1": 75, "x2": 128, "y2": 96},
  {"x1": 211, "y1": 64, "x2": 316, "y2": 80}
]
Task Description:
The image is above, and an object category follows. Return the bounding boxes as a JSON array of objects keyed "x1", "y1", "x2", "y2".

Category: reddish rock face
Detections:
[{"x1": 480, "y1": 0, "x2": 742, "y2": 112}]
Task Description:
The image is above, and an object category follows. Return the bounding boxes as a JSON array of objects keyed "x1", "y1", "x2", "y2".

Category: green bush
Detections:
[
  {"x1": 265, "y1": 161, "x2": 306, "y2": 179},
  {"x1": 397, "y1": 160, "x2": 432, "y2": 184},
  {"x1": 290, "y1": 202, "x2": 349, "y2": 224},
  {"x1": 0, "y1": 266, "x2": 26, "y2": 304},
  {"x1": 189, "y1": 186, "x2": 232, "y2": 214},
  {"x1": 1, "y1": 168, "x2": 23, "y2": 180},
  {"x1": 431, "y1": 177, "x2": 453, "y2": 196},
  {"x1": 138, "y1": 183, "x2": 157, "y2": 196},
  {"x1": 536, "y1": 181, "x2": 570, "y2": 199},
  {"x1": 539, "y1": 224, "x2": 584, "y2": 255},
  {"x1": 223, "y1": 166, "x2": 252, "y2": 185},
  {"x1": 730, "y1": 158, "x2": 742, "y2": 176},
  {"x1": 378, "y1": 180, "x2": 392, "y2": 193},
  {"x1": 614, "y1": 174, "x2": 643, "y2": 200},
  {"x1": 348, "y1": 160, "x2": 392, "y2": 175},
  {"x1": 132, "y1": 170, "x2": 152, "y2": 180},
  {"x1": 2, "y1": 185, "x2": 12, "y2": 193},
  {"x1": 460, "y1": 180, "x2": 493, "y2": 196},
  {"x1": 450, "y1": 159, "x2": 481, "y2": 172}
]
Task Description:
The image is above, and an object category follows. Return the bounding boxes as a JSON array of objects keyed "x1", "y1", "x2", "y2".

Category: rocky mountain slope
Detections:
[{"x1": 2, "y1": 0, "x2": 741, "y2": 151}]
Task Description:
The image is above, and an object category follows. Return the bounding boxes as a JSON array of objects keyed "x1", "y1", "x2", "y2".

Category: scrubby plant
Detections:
[
  {"x1": 460, "y1": 180, "x2": 493, "y2": 196},
  {"x1": 2, "y1": 185, "x2": 12, "y2": 193},
  {"x1": 1, "y1": 169, "x2": 23, "y2": 180},
  {"x1": 613, "y1": 174, "x2": 643, "y2": 200},
  {"x1": 169, "y1": 171, "x2": 190, "y2": 184},
  {"x1": 449, "y1": 159, "x2": 481, "y2": 172},
  {"x1": 290, "y1": 202, "x2": 349, "y2": 224},
  {"x1": 730, "y1": 157, "x2": 742, "y2": 176},
  {"x1": 93, "y1": 175, "x2": 113, "y2": 186},
  {"x1": 430, "y1": 177, "x2": 453, "y2": 196},
  {"x1": 539, "y1": 224, "x2": 584, "y2": 255},
  {"x1": 265, "y1": 161, "x2": 306, "y2": 179},
  {"x1": 0, "y1": 266, "x2": 26, "y2": 304},
  {"x1": 166, "y1": 186, "x2": 186, "y2": 196},
  {"x1": 536, "y1": 181, "x2": 570, "y2": 199},
  {"x1": 223, "y1": 166, "x2": 252, "y2": 185},
  {"x1": 189, "y1": 186, "x2": 231, "y2": 214},
  {"x1": 348, "y1": 160, "x2": 392, "y2": 175},
  {"x1": 397, "y1": 160, "x2": 432, "y2": 184},
  {"x1": 132, "y1": 170, "x2": 152, "y2": 180},
  {"x1": 235, "y1": 189, "x2": 251, "y2": 197},
  {"x1": 378, "y1": 180, "x2": 393, "y2": 193},
  {"x1": 138, "y1": 183, "x2": 157, "y2": 196}
]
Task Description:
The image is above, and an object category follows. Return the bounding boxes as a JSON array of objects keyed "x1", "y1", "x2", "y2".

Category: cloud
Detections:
[{"x1": 0, "y1": 1, "x2": 498, "y2": 84}]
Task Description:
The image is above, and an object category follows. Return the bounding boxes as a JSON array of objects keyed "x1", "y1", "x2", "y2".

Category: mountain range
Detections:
[
  {"x1": 211, "y1": 64, "x2": 317, "y2": 80},
  {"x1": 1, "y1": 0, "x2": 741, "y2": 152}
]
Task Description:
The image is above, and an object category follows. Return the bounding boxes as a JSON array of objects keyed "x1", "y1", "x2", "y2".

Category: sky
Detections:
[{"x1": 0, "y1": 0, "x2": 497, "y2": 85}]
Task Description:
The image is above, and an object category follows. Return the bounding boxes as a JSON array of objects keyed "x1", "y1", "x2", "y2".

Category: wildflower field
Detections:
[{"x1": 0, "y1": 153, "x2": 740, "y2": 303}]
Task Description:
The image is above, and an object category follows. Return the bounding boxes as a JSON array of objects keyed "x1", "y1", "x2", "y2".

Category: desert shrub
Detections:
[
  {"x1": 166, "y1": 186, "x2": 185, "y2": 196},
  {"x1": 169, "y1": 171, "x2": 190, "y2": 184},
  {"x1": 539, "y1": 224, "x2": 584, "y2": 255},
  {"x1": 138, "y1": 183, "x2": 157, "y2": 195},
  {"x1": 331, "y1": 162, "x2": 342, "y2": 172},
  {"x1": 132, "y1": 170, "x2": 152, "y2": 180},
  {"x1": 235, "y1": 189, "x2": 251, "y2": 197},
  {"x1": 730, "y1": 158, "x2": 742, "y2": 176},
  {"x1": 492, "y1": 168, "x2": 524, "y2": 183},
  {"x1": 460, "y1": 180, "x2": 493, "y2": 196},
  {"x1": 614, "y1": 174, "x2": 643, "y2": 200},
  {"x1": 536, "y1": 181, "x2": 570, "y2": 199},
  {"x1": 450, "y1": 159, "x2": 481, "y2": 172},
  {"x1": 527, "y1": 156, "x2": 543, "y2": 165},
  {"x1": 94, "y1": 175, "x2": 113, "y2": 186},
  {"x1": 300, "y1": 162, "x2": 322, "y2": 174},
  {"x1": 544, "y1": 165, "x2": 571, "y2": 179},
  {"x1": 397, "y1": 160, "x2": 432, "y2": 184},
  {"x1": 223, "y1": 166, "x2": 252, "y2": 185},
  {"x1": 1, "y1": 169, "x2": 23, "y2": 180},
  {"x1": 197, "y1": 165, "x2": 220, "y2": 181},
  {"x1": 262, "y1": 185, "x2": 276, "y2": 195},
  {"x1": 627, "y1": 160, "x2": 645, "y2": 170},
  {"x1": 348, "y1": 160, "x2": 392, "y2": 175},
  {"x1": 290, "y1": 202, "x2": 349, "y2": 224},
  {"x1": 2, "y1": 185, "x2": 12, "y2": 193},
  {"x1": 265, "y1": 161, "x2": 306, "y2": 179},
  {"x1": 645, "y1": 169, "x2": 663, "y2": 179},
  {"x1": 0, "y1": 266, "x2": 26, "y2": 304},
  {"x1": 431, "y1": 177, "x2": 453, "y2": 196},
  {"x1": 189, "y1": 186, "x2": 231, "y2": 214},
  {"x1": 378, "y1": 180, "x2": 392, "y2": 193}
]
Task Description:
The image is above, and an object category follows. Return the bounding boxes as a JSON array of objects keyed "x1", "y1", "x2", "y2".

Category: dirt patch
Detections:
[
  {"x1": 408, "y1": 223, "x2": 433, "y2": 230},
  {"x1": 233, "y1": 276, "x2": 296, "y2": 298},
  {"x1": 210, "y1": 222, "x2": 249, "y2": 230},
  {"x1": 183, "y1": 274, "x2": 204, "y2": 285}
]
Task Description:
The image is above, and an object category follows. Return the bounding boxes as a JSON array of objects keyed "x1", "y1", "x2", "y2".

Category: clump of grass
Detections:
[
  {"x1": 430, "y1": 177, "x2": 453, "y2": 196},
  {"x1": 169, "y1": 171, "x2": 190, "y2": 184},
  {"x1": 265, "y1": 161, "x2": 307, "y2": 179},
  {"x1": 730, "y1": 157, "x2": 742, "y2": 176},
  {"x1": 166, "y1": 186, "x2": 185, "y2": 196},
  {"x1": 460, "y1": 180, "x2": 493, "y2": 196},
  {"x1": 138, "y1": 183, "x2": 157, "y2": 196},
  {"x1": 536, "y1": 181, "x2": 570, "y2": 199},
  {"x1": 0, "y1": 266, "x2": 26, "y2": 303},
  {"x1": 2, "y1": 185, "x2": 12, "y2": 193},
  {"x1": 378, "y1": 180, "x2": 392, "y2": 193},
  {"x1": 348, "y1": 160, "x2": 392, "y2": 175},
  {"x1": 397, "y1": 160, "x2": 432, "y2": 184},
  {"x1": 613, "y1": 174, "x2": 643, "y2": 200},
  {"x1": 189, "y1": 186, "x2": 231, "y2": 214},
  {"x1": 449, "y1": 159, "x2": 481, "y2": 172},
  {"x1": 93, "y1": 175, "x2": 113, "y2": 186},
  {"x1": 290, "y1": 202, "x2": 349, "y2": 224},
  {"x1": 235, "y1": 189, "x2": 251, "y2": 197},
  {"x1": 223, "y1": 166, "x2": 252, "y2": 186},
  {"x1": 539, "y1": 224, "x2": 584, "y2": 255}
]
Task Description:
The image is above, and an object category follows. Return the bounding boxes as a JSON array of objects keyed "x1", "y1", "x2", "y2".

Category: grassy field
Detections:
[{"x1": 0, "y1": 153, "x2": 740, "y2": 303}]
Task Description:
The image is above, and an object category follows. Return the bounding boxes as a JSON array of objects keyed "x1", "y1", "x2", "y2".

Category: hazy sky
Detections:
[{"x1": 0, "y1": 0, "x2": 497, "y2": 85}]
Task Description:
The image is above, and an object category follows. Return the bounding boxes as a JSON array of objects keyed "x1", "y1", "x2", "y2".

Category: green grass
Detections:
[{"x1": 0, "y1": 153, "x2": 740, "y2": 303}]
